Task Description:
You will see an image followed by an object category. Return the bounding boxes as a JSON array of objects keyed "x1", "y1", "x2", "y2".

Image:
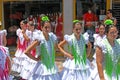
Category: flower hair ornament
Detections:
[
  {"x1": 41, "y1": 16, "x2": 50, "y2": 22},
  {"x1": 73, "y1": 20, "x2": 80, "y2": 23},
  {"x1": 104, "y1": 19, "x2": 113, "y2": 25}
]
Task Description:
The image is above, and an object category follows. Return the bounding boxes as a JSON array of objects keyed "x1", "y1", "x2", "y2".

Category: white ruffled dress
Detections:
[
  {"x1": 28, "y1": 32, "x2": 60, "y2": 80},
  {"x1": 0, "y1": 30, "x2": 12, "y2": 80},
  {"x1": 91, "y1": 38, "x2": 120, "y2": 80},
  {"x1": 12, "y1": 29, "x2": 30, "y2": 73},
  {"x1": 20, "y1": 29, "x2": 41, "y2": 79},
  {"x1": 60, "y1": 33, "x2": 91, "y2": 80},
  {"x1": 88, "y1": 34, "x2": 106, "y2": 80},
  {"x1": 0, "y1": 46, "x2": 10, "y2": 80}
]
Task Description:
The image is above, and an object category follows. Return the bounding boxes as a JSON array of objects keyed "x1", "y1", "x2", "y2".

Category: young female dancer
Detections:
[
  {"x1": 12, "y1": 20, "x2": 28, "y2": 73},
  {"x1": 58, "y1": 20, "x2": 91, "y2": 80},
  {"x1": 96, "y1": 25, "x2": 120, "y2": 80},
  {"x1": 89, "y1": 24, "x2": 106, "y2": 80},
  {"x1": 0, "y1": 22, "x2": 12, "y2": 80},
  {"x1": 0, "y1": 46, "x2": 11, "y2": 80},
  {"x1": 20, "y1": 21, "x2": 41, "y2": 80},
  {"x1": 24, "y1": 16, "x2": 60, "y2": 80}
]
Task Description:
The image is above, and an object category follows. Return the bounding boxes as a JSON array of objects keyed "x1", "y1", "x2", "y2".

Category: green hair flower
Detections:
[
  {"x1": 104, "y1": 19, "x2": 113, "y2": 25},
  {"x1": 41, "y1": 16, "x2": 50, "y2": 21},
  {"x1": 73, "y1": 20, "x2": 80, "y2": 23}
]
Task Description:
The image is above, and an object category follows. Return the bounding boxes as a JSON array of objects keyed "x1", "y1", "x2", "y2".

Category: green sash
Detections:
[
  {"x1": 40, "y1": 36, "x2": 55, "y2": 71},
  {"x1": 70, "y1": 34, "x2": 86, "y2": 66},
  {"x1": 104, "y1": 39, "x2": 120, "y2": 80}
]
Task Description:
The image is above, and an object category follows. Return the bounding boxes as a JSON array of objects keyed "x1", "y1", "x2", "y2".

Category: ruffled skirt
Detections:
[
  {"x1": 88, "y1": 59, "x2": 120, "y2": 80},
  {"x1": 89, "y1": 70, "x2": 120, "y2": 80},
  {"x1": 11, "y1": 49, "x2": 25, "y2": 73},
  {"x1": 88, "y1": 58, "x2": 99, "y2": 80},
  {"x1": 20, "y1": 55, "x2": 37, "y2": 79},
  {"x1": 60, "y1": 58, "x2": 91, "y2": 80},
  {"x1": 28, "y1": 62, "x2": 61, "y2": 80},
  {"x1": 61, "y1": 68, "x2": 90, "y2": 80}
]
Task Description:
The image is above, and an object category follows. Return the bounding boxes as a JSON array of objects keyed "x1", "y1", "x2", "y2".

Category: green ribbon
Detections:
[
  {"x1": 82, "y1": 44, "x2": 86, "y2": 65},
  {"x1": 73, "y1": 20, "x2": 80, "y2": 23},
  {"x1": 104, "y1": 19, "x2": 113, "y2": 25},
  {"x1": 71, "y1": 41, "x2": 80, "y2": 64},
  {"x1": 41, "y1": 16, "x2": 50, "y2": 21},
  {"x1": 51, "y1": 40, "x2": 55, "y2": 68}
]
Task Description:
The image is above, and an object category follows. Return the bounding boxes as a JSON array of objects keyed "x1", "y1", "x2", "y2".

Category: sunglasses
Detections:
[{"x1": 107, "y1": 11, "x2": 112, "y2": 14}]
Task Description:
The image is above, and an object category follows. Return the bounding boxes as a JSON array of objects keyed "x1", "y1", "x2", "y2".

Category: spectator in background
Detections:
[
  {"x1": 83, "y1": 9, "x2": 98, "y2": 49},
  {"x1": 55, "y1": 12, "x2": 63, "y2": 42},
  {"x1": 83, "y1": 9, "x2": 98, "y2": 32},
  {"x1": 104, "y1": 9, "x2": 117, "y2": 26}
]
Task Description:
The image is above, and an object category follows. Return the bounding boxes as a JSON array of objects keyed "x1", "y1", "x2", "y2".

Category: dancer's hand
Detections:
[
  {"x1": 100, "y1": 78, "x2": 105, "y2": 80},
  {"x1": 35, "y1": 56, "x2": 41, "y2": 61},
  {"x1": 69, "y1": 54, "x2": 74, "y2": 60},
  {"x1": 64, "y1": 52, "x2": 73, "y2": 60},
  {"x1": 22, "y1": 30, "x2": 25, "y2": 34}
]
